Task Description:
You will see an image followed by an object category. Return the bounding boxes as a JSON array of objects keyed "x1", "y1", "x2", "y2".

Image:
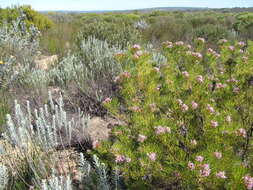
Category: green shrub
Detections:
[
  {"x1": 97, "y1": 39, "x2": 253, "y2": 189},
  {"x1": 76, "y1": 21, "x2": 140, "y2": 48}
]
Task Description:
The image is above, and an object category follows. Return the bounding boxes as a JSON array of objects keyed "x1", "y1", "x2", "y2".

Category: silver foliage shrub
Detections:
[
  {"x1": 0, "y1": 13, "x2": 40, "y2": 89},
  {"x1": 0, "y1": 165, "x2": 9, "y2": 190},
  {"x1": 41, "y1": 175, "x2": 72, "y2": 190},
  {"x1": 3, "y1": 92, "x2": 90, "y2": 150}
]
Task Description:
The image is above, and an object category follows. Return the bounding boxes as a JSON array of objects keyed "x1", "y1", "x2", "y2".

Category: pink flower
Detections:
[
  {"x1": 207, "y1": 104, "x2": 215, "y2": 114},
  {"x1": 175, "y1": 41, "x2": 184, "y2": 46},
  {"x1": 103, "y1": 98, "x2": 112, "y2": 104},
  {"x1": 243, "y1": 175, "x2": 253, "y2": 190},
  {"x1": 214, "y1": 152, "x2": 222, "y2": 159},
  {"x1": 196, "y1": 75, "x2": 204, "y2": 83},
  {"x1": 182, "y1": 71, "x2": 189, "y2": 78},
  {"x1": 227, "y1": 78, "x2": 238, "y2": 83},
  {"x1": 133, "y1": 54, "x2": 139, "y2": 59},
  {"x1": 216, "y1": 171, "x2": 227, "y2": 179},
  {"x1": 132, "y1": 44, "x2": 141, "y2": 50},
  {"x1": 236, "y1": 128, "x2": 247, "y2": 138},
  {"x1": 181, "y1": 104, "x2": 189, "y2": 112},
  {"x1": 226, "y1": 115, "x2": 232, "y2": 123},
  {"x1": 147, "y1": 152, "x2": 157, "y2": 161},
  {"x1": 216, "y1": 83, "x2": 226, "y2": 89},
  {"x1": 211, "y1": 120, "x2": 218, "y2": 128},
  {"x1": 192, "y1": 52, "x2": 203, "y2": 59},
  {"x1": 122, "y1": 71, "x2": 131, "y2": 78},
  {"x1": 137, "y1": 134, "x2": 147, "y2": 143},
  {"x1": 155, "y1": 126, "x2": 171, "y2": 135},
  {"x1": 190, "y1": 139, "x2": 197, "y2": 146},
  {"x1": 129, "y1": 106, "x2": 141, "y2": 112},
  {"x1": 92, "y1": 140, "x2": 100, "y2": 149},
  {"x1": 233, "y1": 87, "x2": 240, "y2": 94},
  {"x1": 196, "y1": 156, "x2": 204, "y2": 162},
  {"x1": 239, "y1": 49, "x2": 244, "y2": 53},
  {"x1": 229, "y1": 46, "x2": 235, "y2": 51},
  {"x1": 200, "y1": 164, "x2": 211, "y2": 177},
  {"x1": 238, "y1": 41, "x2": 246, "y2": 47},
  {"x1": 115, "y1": 155, "x2": 126, "y2": 163},
  {"x1": 191, "y1": 101, "x2": 198, "y2": 110},
  {"x1": 187, "y1": 44, "x2": 192, "y2": 49},
  {"x1": 188, "y1": 162, "x2": 195, "y2": 170},
  {"x1": 219, "y1": 39, "x2": 228, "y2": 43}
]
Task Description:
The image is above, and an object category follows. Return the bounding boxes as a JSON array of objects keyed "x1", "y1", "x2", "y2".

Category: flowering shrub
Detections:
[{"x1": 97, "y1": 40, "x2": 253, "y2": 189}]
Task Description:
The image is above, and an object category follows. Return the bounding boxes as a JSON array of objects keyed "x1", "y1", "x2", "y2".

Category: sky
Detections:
[{"x1": 0, "y1": 0, "x2": 253, "y2": 11}]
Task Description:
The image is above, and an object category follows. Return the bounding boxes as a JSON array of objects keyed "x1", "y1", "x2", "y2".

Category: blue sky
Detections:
[{"x1": 0, "y1": 0, "x2": 252, "y2": 11}]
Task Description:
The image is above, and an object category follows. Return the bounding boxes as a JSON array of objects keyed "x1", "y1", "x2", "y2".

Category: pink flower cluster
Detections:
[
  {"x1": 207, "y1": 48, "x2": 220, "y2": 58},
  {"x1": 216, "y1": 171, "x2": 227, "y2": 179},
  {"x1": 177, "y1": 99, "x2": 189, "y2": 112},
  {"x1": 196, "y1": 155, "x2": 204, "y2": 162},
  {"x1": 238, "y1": 41, "x2": 246, "y2": 47},
  {"x1": 219, "y1": 39, "x2": 228, "y2": 43},
  {"x1": 115, "y1": 155, "x2": 131, "y2": 163},
  {"x1": 147, "y1": 152, "x2": 157, "y2": 161},
  {"x1": 236, "y1": 128, "x2": 247, "y2": 138},
  {"x1": 207, "y1": 104, "x2": 215, "y2": 114},
  {"x1": 187, "y1": 51, "x2": 203, "y2": 59},
  {"x1": 233, "y1": 87, "x2": 240, "y2": 94},
  {"x1": 188, "y1": 162, "x2": 195, "y2": 170},
  {"x1": 196, "y1": 75, "x2": 204, "y2": 83},
  {"x1": 154, "y1": 126, "x2": 171, "y2": 135},
  {"x1": 162, "y1": 41, "x2": 173, "y2": 48},
  {"x1": 213, "y1": 151, "x2": 222, "y2": 159},
  {"x1": 129, "y1": 106, "x2": 141, "y2": 112},
  {"x1": 211, "y1": 120, "x2": 218, "y2": 128},
  {"x1": 175, "y1": 41, "x2": 184, "y2": 46},
  {"x1": 199, "y1": 164, "x2": 211, "y2": 177},
  {"x1": 103, "y1": 98, "x2": 112, "y2": 104},
  {"x1": 132, "y1": 44, "x2": 141, "y2": 50},
  {"x1": 243, "y1": 175, "x2": 253, "y2": 190},
  {"x1": 216, "y1": 83, "x2": 227, "y2": 89},
  {"x1": 226, "y1": 78, "x2": 239, "y2": 83},
  {"x1": 191, "y1": 101, "x2": 198, "y2": 110},
  {"x1": 137, "y1": 134, "x2": 147, "y2": 143},
  {"x1": 228, "y1": 46, "x2": 235, "y2": 51},
  {"x1": 182, "y1": 71, "x2": 189, "y2": 78},
  {"x1": 133, "y1": 50, "x2": 144, "y2": 59}
]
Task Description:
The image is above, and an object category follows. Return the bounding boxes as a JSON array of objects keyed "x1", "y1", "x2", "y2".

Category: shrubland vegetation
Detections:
[{"x1": 0, "y1": 5, "x2": 253, "y2": 189}]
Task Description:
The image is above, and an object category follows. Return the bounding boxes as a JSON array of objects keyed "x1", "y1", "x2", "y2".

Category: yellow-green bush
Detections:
[{"x1": 96, "y1": 39, "x2": 253, "y2": 189}]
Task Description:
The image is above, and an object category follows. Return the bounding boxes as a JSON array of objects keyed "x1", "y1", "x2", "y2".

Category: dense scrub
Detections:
[{"x1": 0, "y1": 6, "x2": 253, "y2": 190}]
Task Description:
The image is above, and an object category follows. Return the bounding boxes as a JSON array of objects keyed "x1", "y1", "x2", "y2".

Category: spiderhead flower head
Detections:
[
  {"x1": 211, "y1": 120, "x2": 218, "y2": 128},
  {"x1": 103, "y1": 98, "x2": 112, "y2": 104},
  {"x1": 191, "y1": 101, "x2": 198, "y2": 110},
  {"x1": 147, "y1": 152, "x2": 157, "y2": 161},
  {"x1": 137, "y1": 134, "x2": 147, "y2": 143},
  {"x1": 196, "y1": 156, "x2": 204, "y2": 162},
  {"x1": 243, "y1": 175, "x2": 253, "y2": 190},
  {"x1": 188, "y1": 162, "x2": 195, "y2": 170},
  {"x1": 213, "y1": 152, "x2": 222, "y2": 159},
  {"x1": 216, "y1": 171, "x2": 227, "y2": 179}
]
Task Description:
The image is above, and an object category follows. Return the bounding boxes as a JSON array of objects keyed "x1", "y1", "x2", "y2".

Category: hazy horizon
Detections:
[{"x1": 0, "y1": 0, "x2": 252, "y2": 11}]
